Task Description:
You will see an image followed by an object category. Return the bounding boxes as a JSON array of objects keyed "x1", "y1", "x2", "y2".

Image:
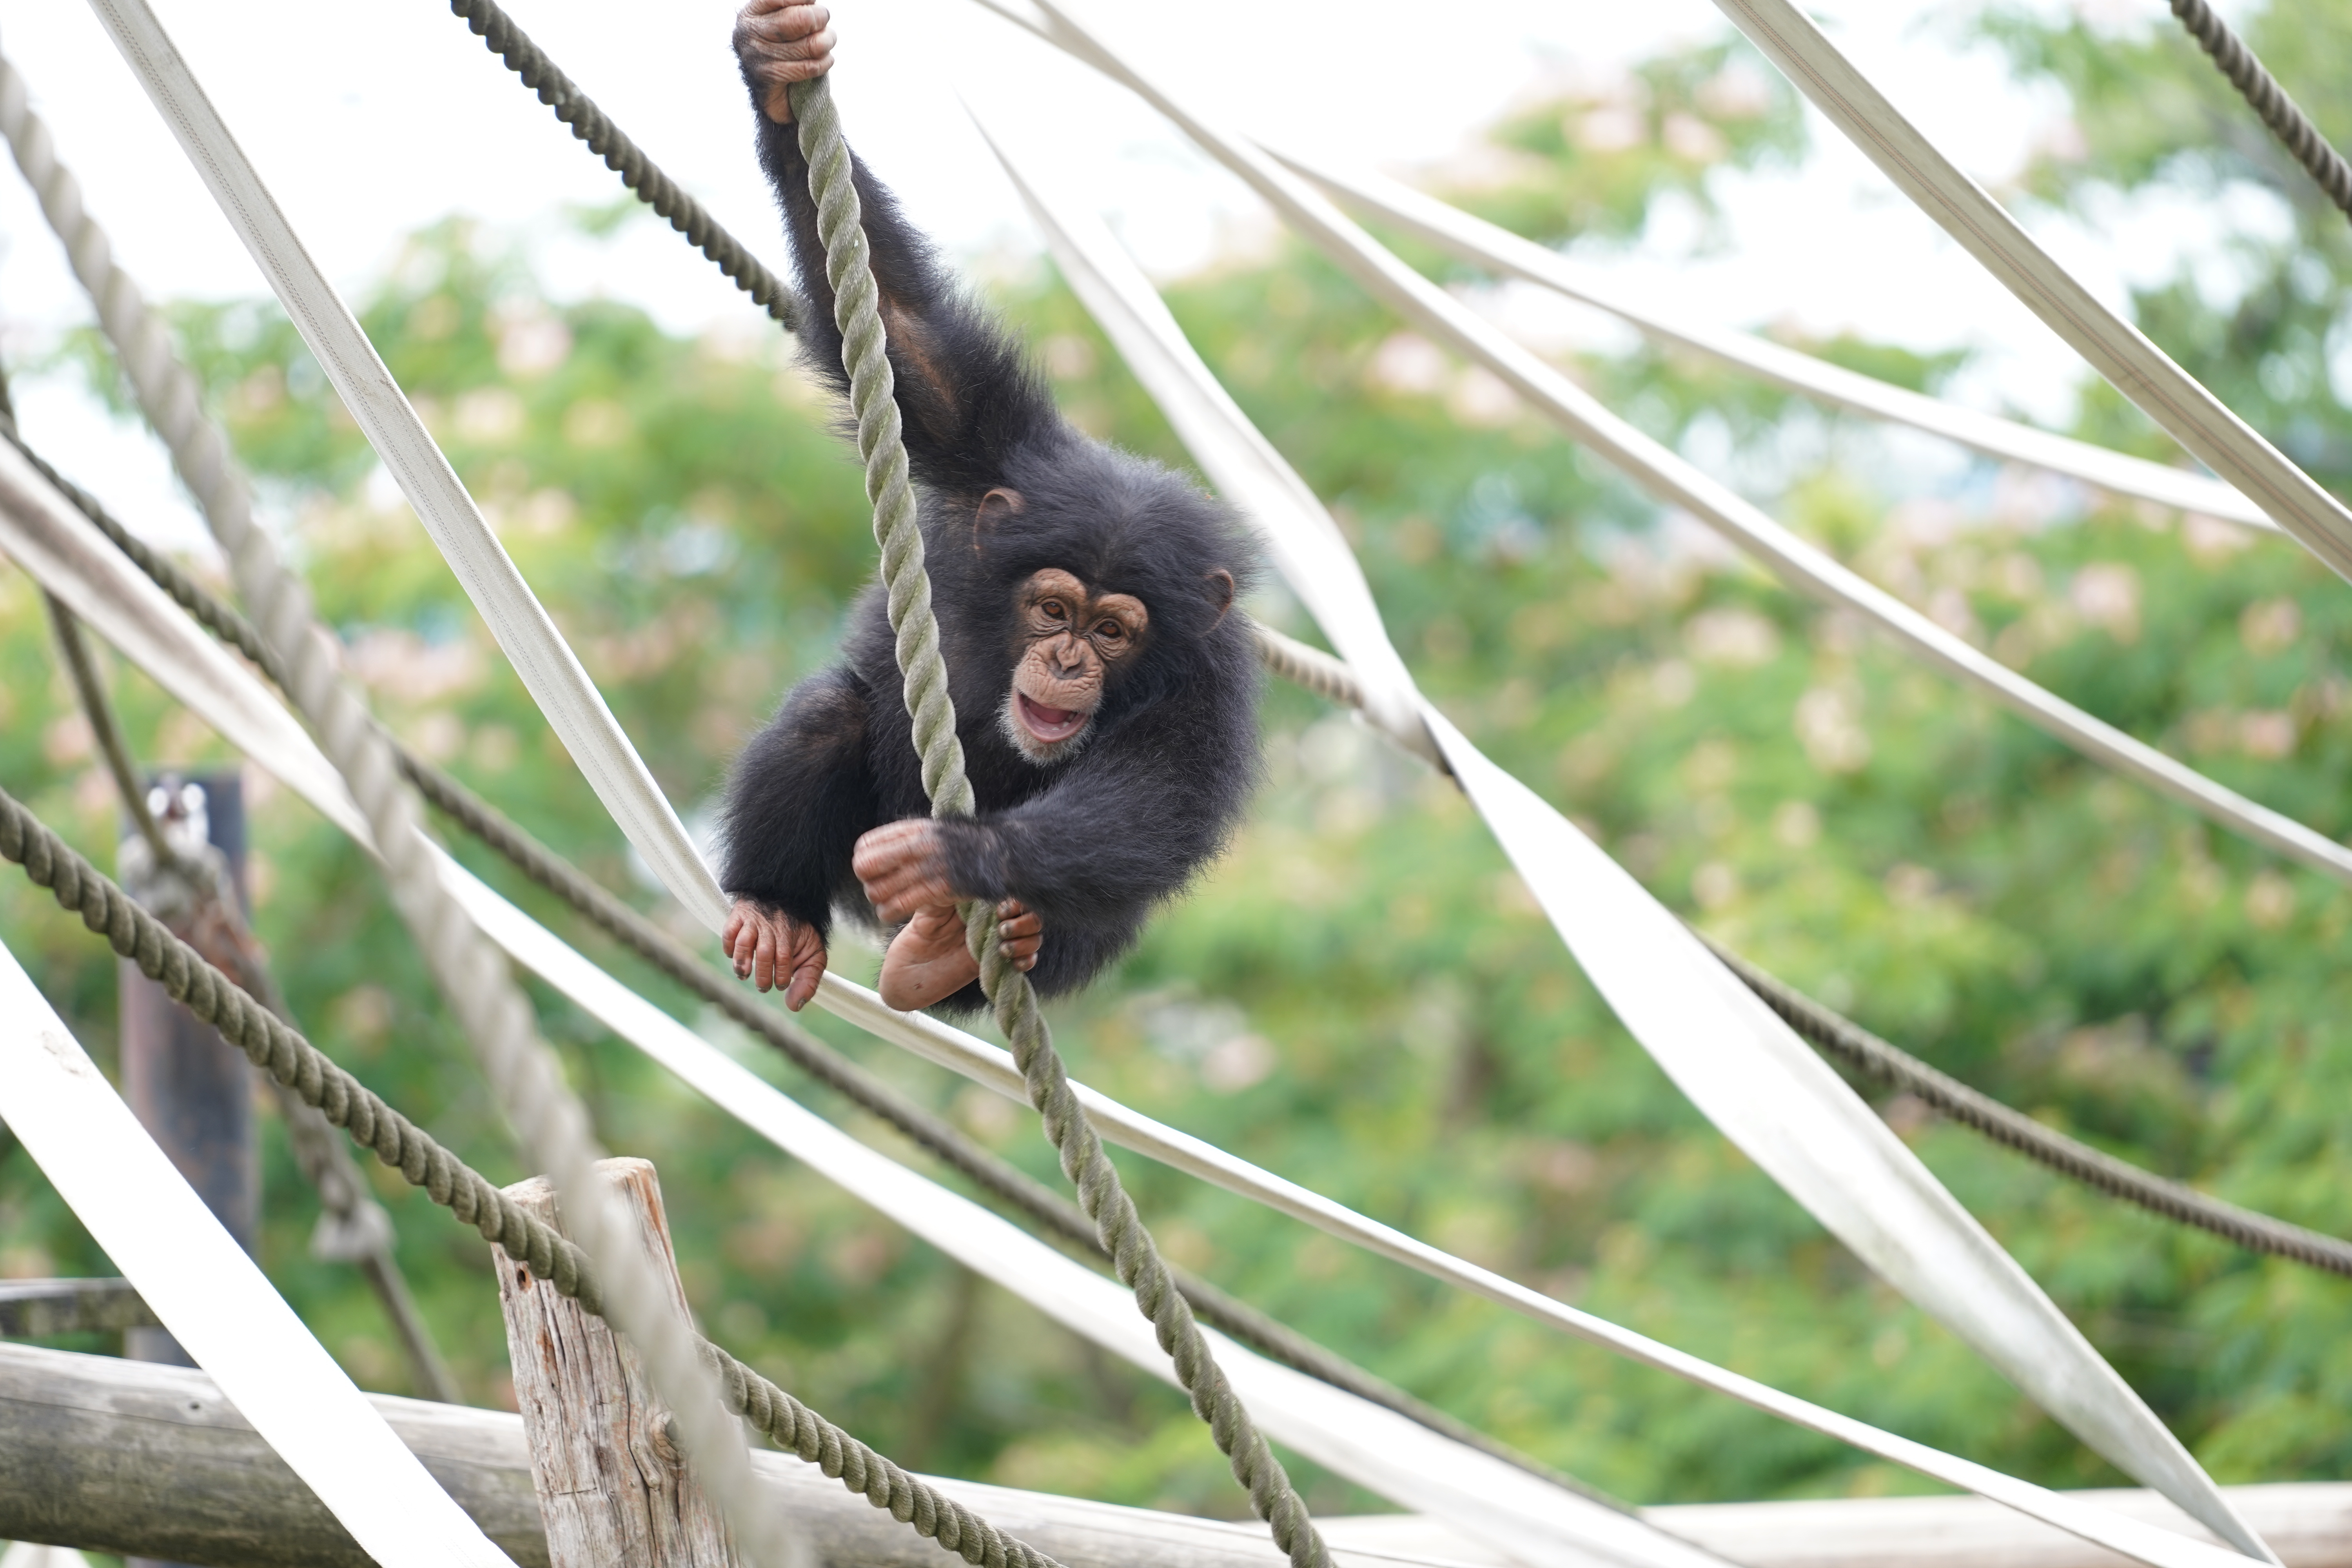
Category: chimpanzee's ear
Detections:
[
  {"x1": 1204, "y1": 568, "x2": 1236, "y2": 625},
  {"x1": 972, "y1": 488, "x2": 1024, "y2": 554}
]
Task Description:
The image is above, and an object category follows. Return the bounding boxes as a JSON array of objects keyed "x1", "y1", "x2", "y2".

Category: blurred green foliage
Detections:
[{"x1": 2, "y1": 7, "x2": 2349, "y2": 1525}]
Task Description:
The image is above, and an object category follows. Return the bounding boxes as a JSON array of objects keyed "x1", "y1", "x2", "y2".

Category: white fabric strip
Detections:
[
  {"x1": 1707, "y1": 0, "x2": 2352, "y2": 579},
  {"x1": 971, "y1": 0, "x2": 2352, "y2": 913},
  {"x1": 0, "y1": 410, "x2": 2249, "y2": 1568},
  {"x1": 444, "y1": 857, "x2": 1728, "y2": 1568},
  {"x1": 1272, "y1": 150, "x2": 2274, "y2": 534},
  {"x1": 0, "y1": 943, "x2": 515, "y2": 1568},
  {"x1": 82, "y1": 0, "x2": 726, "y2": 930},
  {"x1": 958, "y1": 81, "x2": 2270, "y2": 1564}
]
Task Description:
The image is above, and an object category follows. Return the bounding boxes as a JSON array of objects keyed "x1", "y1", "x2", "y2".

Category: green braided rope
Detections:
[
  {"x1": 0, "y1": 786, "x2": 1059, "y2": 1568},
  {"x1": 787, "y1": 74, "x2": 1329, "y2": 1568}
]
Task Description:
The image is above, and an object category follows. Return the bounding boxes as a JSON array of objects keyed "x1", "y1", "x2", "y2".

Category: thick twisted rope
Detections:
[
  {"x1": 0, "y1": 790, "x2": 1062, "y2": 1568},
  {"x1": 789, "y1": 75, "x2": 1329, "y2": 1568},
  {"x1": 1712, "y1": 942, "x2": 2352, "y2": 1277},
  {"x1": 2168, "y1": 0, "x2": 2352, "y2": 221},
  {"x1": 444, "y1": 0, "x2": 801, "y2": 330},
  {"x1": 0, "y1": 56, "x2": 792, "y2": 1566}
]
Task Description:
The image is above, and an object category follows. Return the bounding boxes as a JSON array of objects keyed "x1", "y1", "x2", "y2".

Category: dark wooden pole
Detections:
[{"x1": 116, "y1": 771, "x2": 254, "y2": 1370}]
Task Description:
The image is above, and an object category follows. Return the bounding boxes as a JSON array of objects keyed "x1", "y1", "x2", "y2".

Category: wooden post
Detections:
[
  {"x1": 496, "y1": 1158, "x2": 742, "y2": 1568},
  {"x1": 118, "y1": 771, "x2": 251, "y2": 1374}
]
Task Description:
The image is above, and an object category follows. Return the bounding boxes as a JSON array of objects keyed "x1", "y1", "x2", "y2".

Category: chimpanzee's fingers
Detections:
[
  {"x1": 773, "y1": 3, "x2": 831, "y2": 40},
  {"x1": 752, "y1": 27, "x2": 834, "y2": 66},
  {"x1": 852, "y1": 818, "x2": 934, "y2": 873},
  {"x1": 868, "y1": 885, "x2": 929, "y2": 923},
  {"x1": 753, "y1": 921, "x2": 783, "y2": 993},
  {"x1": 784, "y1": 949, "x2": 826, "y2": 1012}
]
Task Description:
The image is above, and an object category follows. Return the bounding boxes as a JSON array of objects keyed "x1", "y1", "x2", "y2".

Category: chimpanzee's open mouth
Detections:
[{"x1": 1016, "y1": 693, "x2": 1089, "y2": 744}]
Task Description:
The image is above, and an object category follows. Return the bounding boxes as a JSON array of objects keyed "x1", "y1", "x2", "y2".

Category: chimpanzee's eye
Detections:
[
  {"x1": 1095, "y1": 620, "x2": 1125, "y2": 643},
  {"x1": 1039, "y1": 599, "x2": 1067, "y2": 621}
]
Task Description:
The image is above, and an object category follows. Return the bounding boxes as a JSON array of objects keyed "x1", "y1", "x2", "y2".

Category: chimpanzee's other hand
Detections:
[
  {"x1": 735, "y1": 0, "x2": 836, "y2": 124},
  {"x1": 993, "y1": 899, "x2": 1043, "y2": 972},
  {"x1": 876, "y1": 898, "x2": 1042, "y2": 1011},
  {"x1": 724, "y1": 897, "x2": 829, "y2": 1010},
  {"x1": 853, "y1": 818, "x2": 963, "y2": 923}
]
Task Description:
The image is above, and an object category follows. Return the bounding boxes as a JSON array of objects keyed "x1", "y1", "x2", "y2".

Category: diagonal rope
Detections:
[
  {"x1": 789, "y1": 73, "x2": 1328, "y2": 1568},
  {"x1": 2167, "y1": 0, "x2": 2352, "y2": 222},
  {"x1": 0, "y1": 785, "x2": 1062, "y2": 1568},
  {"x1": 1711, "y1": 942, "x2": 2352, "y2": 1276},
  {"x1": 0, "y1": 50, "x2": 791, "y2": 1566},
  {"x1": 443, "y1": 0, "x2": 801, "y2": 330},
  {"x1": 1259, "y1": 604, "x2": 2352, "y2": 1278}
]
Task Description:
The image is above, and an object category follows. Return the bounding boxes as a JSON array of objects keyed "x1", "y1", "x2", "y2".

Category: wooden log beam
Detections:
[
  {"x1": 0, "y1": 1278, "x2": 156, "y2": 1337},
  {"x1": 2, "y1": 1338, "x2": 2345, "y2": 1568},
  {"x1": 0, "y1": 1342, "x2": 1344, "y2": 1568}
]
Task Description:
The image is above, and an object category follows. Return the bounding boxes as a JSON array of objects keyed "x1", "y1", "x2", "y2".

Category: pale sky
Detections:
[{"x1": 0, "y1": 0, "x2": 2243, "y2": 557}]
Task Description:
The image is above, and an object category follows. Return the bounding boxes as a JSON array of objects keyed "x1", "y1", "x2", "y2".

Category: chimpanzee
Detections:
[{"x1": 719, "y1": 0, "x2": 1262, "y2": 1016}]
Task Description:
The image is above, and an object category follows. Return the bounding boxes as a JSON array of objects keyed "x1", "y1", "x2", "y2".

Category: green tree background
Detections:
[{"x1": 1, "y1": 0, "x2": 2347, "y2": 1521}]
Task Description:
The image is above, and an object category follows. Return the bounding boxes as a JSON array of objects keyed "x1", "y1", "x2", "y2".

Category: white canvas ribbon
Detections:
[
  {"x1": 960, "y1": 80, "x2": 2270, "y2": 1563},
  {"x1": 0, "y1": 944, "x2": 515, "y2": 1568},
  {"x1": 1271, "y1": 149, "x2": 2273, "y2": 534},
  {"x1": 1709, "y1": 0, "x2": 2352, "y2": 580}
]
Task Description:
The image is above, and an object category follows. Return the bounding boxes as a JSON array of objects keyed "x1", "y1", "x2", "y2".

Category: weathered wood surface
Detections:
[
  {"x1": 0, "y1": 1277, "x2": 156, "y2": 1337},
  {"x1": 497, "y1": 1159, "x2": 737, "y2": 1568},
  {"x1": 2, "y1": 1339, "x2": 2346, "y2": 1568},
  {"x1": 0, "y1": 1341, "x2": 1350, "y2": 1568},
  {"x1": 0, "y1": 1341, "x2": 544, "y2": 1568}
]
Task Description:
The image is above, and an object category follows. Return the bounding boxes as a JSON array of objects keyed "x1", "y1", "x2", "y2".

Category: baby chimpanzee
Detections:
[{"x1": 720, "y1": 0, "x2": 1261, "y2": 1016}]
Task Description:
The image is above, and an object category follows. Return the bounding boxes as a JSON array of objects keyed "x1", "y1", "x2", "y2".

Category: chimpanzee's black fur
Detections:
[{"x1": 717, "y1": 78, "x2": 1263, "y2": 1014}]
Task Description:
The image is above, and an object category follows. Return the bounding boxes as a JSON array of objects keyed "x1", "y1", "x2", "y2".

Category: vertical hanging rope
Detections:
[
  {"x1": 2167, "y1": 0, "x2": 2352, "y2": 221},
  {"x1": 787, "y1": 74, "x2": 1329, "y2": 1568}
]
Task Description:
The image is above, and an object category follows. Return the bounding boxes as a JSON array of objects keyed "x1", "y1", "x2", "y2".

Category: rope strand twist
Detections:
[
  {"x1": 446, "y1": 0, "x2": 802, "y2": 328},
  {"x1": 2168, "y1": 0, "x2": 2352, "y2": 220},
  {"x1": 789, "y1": 73, "x2": 1329, "y2": 1568}
]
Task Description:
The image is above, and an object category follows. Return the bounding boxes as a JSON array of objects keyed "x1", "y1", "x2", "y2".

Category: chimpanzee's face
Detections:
[{"x1": 998, "y1": 568, "x2": 1149, "y2": 764}]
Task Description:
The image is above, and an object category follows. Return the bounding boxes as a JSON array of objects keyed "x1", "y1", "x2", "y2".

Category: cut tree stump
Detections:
[{"x1": 497, "y1": 1157, "x2": 741, "y2": 1568}]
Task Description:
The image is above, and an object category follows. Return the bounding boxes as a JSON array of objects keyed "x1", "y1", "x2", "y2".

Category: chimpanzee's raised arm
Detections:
[{"x1": 737, "y1": 26, "x2": 1060, "y2": 499}]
